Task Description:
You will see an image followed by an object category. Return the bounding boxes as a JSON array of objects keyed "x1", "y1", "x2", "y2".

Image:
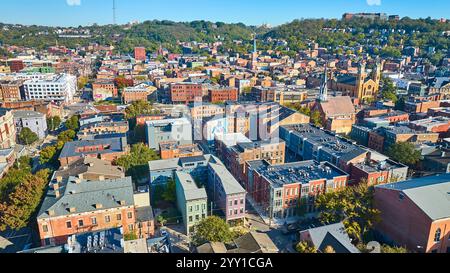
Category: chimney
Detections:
[
  {"x1": 95, "y1": 203, "x2": 103, "y2": 209},
  {"x1": 78, "y1": 174, "x2": 84, "y2": 180},
  {"x1": 68, "y1": 207, "x2": 76, "y2": 213},
  {"x1": 74, "y1": 178, "x2": 82, "y2": 184},
  {"x1": 56, "y1": 176, "x2": 63, "y2": 183},
  {"x1": 119, "y1": 200, "x2": 126, "y2": 206},
  {"x1": 47, "y1": 210, "x2": 55, "y2": 216},
  {"x1": 98, "y1": 175, "x2": 105, "y2": 181}
]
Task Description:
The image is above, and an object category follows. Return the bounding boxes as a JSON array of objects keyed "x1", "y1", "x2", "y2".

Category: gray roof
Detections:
[
  {"x1": 208, "y1": 163, "x2": 246, "y2": 195},
  {"x1": 59, "y1": 137, "x2": 126, "y2": 159},
  {"x1": 12, "y1": 110, "x2": 45, "y2": 120},
  {"x1": 148, "y1": 154, "x2": 218, "y2": 171},
  {"x1": 175, "y1": 171, "x2": 207, "y2": 201},
  {"x1": 303, "y1": 222, "x2": 360, "y2": 253},
  {"x1": 376, "y1": 174, "x2": 450, "y2": 220},
  {"x1": 38, "y1": 176, "x2": 134, "y2": 219}
]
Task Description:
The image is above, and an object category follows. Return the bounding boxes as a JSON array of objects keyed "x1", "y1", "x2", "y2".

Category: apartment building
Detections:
[
  {"x1": 59, "y1": 137, "x2": 129, "y2": 167},
  {"x1": 208, "y1": 86, "x2": 238, "y2": 103},
  {"x1": 246, "y1": 160, "x2": 349, "y2": 220},
  {"x1": 175, "y1": 171, "x2": 208, "y2": 234},
  {"x1": 159, "y1": 142, "x2": 203, "y2": 160},
  {"x1": 92, "y1": 80, "x2": 118, "y2": 102},
  {"x1": 37, "y1": 176, "x2": 154, "y2": 246},
  {"x1": 170, "y1": 83, "x2": 204, "y2": 104},
  {"x1": 23, "y1": 73, "x2": 77, "y2": 103},
  {"x1": 13, "y1": 110, "x2": 48, "y2": 139},
  {"x1": 0, "y1": 109, "x2": 16, "y2": 149},
  {"x1": 145, "y1": 117, "x2": 192, "y2": 150},
  {"x1": 0, "y1": 80, "x2": 23, "y2": 102}
]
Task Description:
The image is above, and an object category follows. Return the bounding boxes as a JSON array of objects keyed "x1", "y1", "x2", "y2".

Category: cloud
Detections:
[
  {"x1": 66, "y1": 0, "x2": 81, "y2": 6},
  {"x1": 366, "y1": 0, "x2": 382, "y2": 6}
]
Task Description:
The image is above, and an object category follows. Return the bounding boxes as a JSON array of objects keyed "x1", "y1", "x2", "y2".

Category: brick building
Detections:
[
  {"x1": 170, "y1": 83, "x2": 204, "y2": 104},
  {"x1": 208, "y1": 87, "x2": 238, "y2": 103},
  {"x1": 92, "y1": 80, "x2": 118, "y2": 101},
  {"x1": 59, "y1": 137, "x2": 129, "y2": 167},
  {"x1": 246, "y1": 160, "x2": 349, "y2": 220},
  {"x1": 159, "y1": 142, "x2": 203, "y2": 160},
  {"x1": 0, "y1": 109, "x2": 16, "y2": 149},
  {"x1": 37, "y1": 176, "x2": 155, "y2": 246},
  {"x1": 134, "y1": 47, "x2": 146, "y2": 61},
  {"x1": 374, "y1": 175, "x2": 450, "y2": 253},
  {"x1": 0, "y1": 80, "x2": 23, "y2": 102}
]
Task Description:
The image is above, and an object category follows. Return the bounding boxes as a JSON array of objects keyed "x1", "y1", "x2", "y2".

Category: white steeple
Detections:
[{"x1": 319, "y1": 64, "x2": 328, "y2": 102}]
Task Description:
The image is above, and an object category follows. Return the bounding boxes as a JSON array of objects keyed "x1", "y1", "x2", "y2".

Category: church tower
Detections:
[
  {"x1": 372, "y1": 59, "x2": 382, "y2": 89},
  {"x1": 319, "y1": 64, "x2": 328, "y2": 102},
  {"x1": 356, "y1": 61, "x2": 366, "y2": 99},
  {"x1": 249, "y1": 33, "x2": 258, "y2": 70}
]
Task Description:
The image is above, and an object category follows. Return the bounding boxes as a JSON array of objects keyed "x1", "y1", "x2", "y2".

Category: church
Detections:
[
  {"x1": 330, "y1": 60, "x2": 382, "y2": 102},
  {"x1": 313, "y1": 65, "x2": 357, "y2": 135}
]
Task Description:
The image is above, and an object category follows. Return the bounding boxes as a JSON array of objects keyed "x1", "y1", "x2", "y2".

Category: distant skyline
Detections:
[{"x1": 0, "y1": 0, "x2": 449, "y2": 27}]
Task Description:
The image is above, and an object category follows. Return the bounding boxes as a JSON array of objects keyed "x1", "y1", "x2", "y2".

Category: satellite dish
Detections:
[{"x1": 366, "y1": 241, "x2": 381, "y2": 253}]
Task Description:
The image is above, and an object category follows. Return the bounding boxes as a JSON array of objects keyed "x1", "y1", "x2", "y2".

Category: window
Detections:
[
  {"x1": 128, "y1": 212, "x2": 133, "y2": 219},
  {"x1": 240, "y1": 208, "x2": 244, "y2": 214},
  {"x1": 105, "y1": 215, "x2": 111, "y2": 223},
  {"x1": 234, "y1": 209, "x2": 238, "y2": 215},
  {"x1": 189, "y1": 216, "x2": 193, "y2": 222},
  {"x1": 434, "y1": 228, "x2": 441, "y2": 242},
  {"x1": 42, "y1": 224, "x2": 48, "y2": 232},
  {"x1": 128, "y1": 224, "x2": 134, "y2": 231},
  {"x1": 66, "y1": 221, "x2": 72, "y2": 229},
  {"x1": 91, "y1": 217, "x2": 97, "y2": 225},
  {"x1": 116, "y1": 214, "x2": 122, "y2": 221},
  {"x1": 78, "y1": 220, "x2": 84, "y2": 227},
  {"x1": 189, "y1": 206, "x2": 193, "y2": 212},
  {"x1": 240, "y1": 199, "x2": 244, "y2": 205},
  {"x1": 234, "y1": 200, "x2": 238, "y2": 206},
  {"x1": 195, "y1": 215, "x2": 200, "y2": 221},
  {"x1": 229, "y1": 209, "x2": 233, "y2": 216}
]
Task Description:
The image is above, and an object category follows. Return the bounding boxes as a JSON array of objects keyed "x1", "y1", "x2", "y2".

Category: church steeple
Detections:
[{"x1": 319, "y1": 64, "x2": 328, "y2": 102}]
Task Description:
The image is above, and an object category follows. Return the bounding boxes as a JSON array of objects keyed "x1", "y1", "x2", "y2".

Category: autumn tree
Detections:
[{"x1": 296, "y1": 241, "x2": 317, "y2": 253}]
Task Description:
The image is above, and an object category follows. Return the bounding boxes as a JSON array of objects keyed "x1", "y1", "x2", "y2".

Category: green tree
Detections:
[
  {"x1": 191, "y1": 216, "x2": 235, "y2": 246},
  {"x1": 124, "y1": 232, "x2": 138, "y2": 241},
  {"x1": 39, "y1": 146, "x2": 57, "y2": 165},
  {"x1": 65, "y1": 116, "x2": 79, "y2": 131},
  {"x1": 386, "y1": 142, "x2": 421, "y2": 166},
  {"x1": 162, "y1": 178, "x2": 176, "y2": 203},
  {"x1": 19, "y1": 128, "x2": 39, "y2": 145},
  {"x1": 125, "y1": 100, "x2": 159, "y2": 119},
  {"x1": 380, "y1": 77, "x2": 398, "y2": 103},
  {"x1": 77, "y1": 76, "x2": 89, "y2": 90},
  {"x1": 296, "y1": 241, "x2": 317, "y2": 253},
  {"x1": 57, "y1": 130, "x2": 76, "y2": 143},
  {"x1": 116, "y1": 143, "x2": 160, "y2": 182},
  {"x1": 47, "y1": 116, "x2": 62, "y2": 131}
]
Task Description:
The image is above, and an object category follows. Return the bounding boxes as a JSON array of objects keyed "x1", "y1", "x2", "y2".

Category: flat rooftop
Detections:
[{"x1": 248, "y1": 160, "x2": 348, "y2": 188}]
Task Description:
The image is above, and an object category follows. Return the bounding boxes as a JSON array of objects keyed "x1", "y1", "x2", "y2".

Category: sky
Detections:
[{"x1": 1, "y1": 0, "x2": 449, "y2": 27}]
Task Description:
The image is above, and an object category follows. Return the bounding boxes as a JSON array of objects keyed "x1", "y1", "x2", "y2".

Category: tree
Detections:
[
  {"x1": 380, "y1": 77, "x2": 398, "y2": 103},
  {"x1": 310, "y1": 110, "x2": 322, "y2": 127},
  {"x1": 116, "y1": 143, "x2": 160, "y2": 181},
  {"x1": 124, "y1": 232, "x2": 138, "y2": 241},
  {"x1": 77, "y1": 76, "x2": 89, "y2": 90},
  {"x1": 47, "y1": 116, "x2": 61, "y2": 131},
  {"x1": 315, "y1": 183, "x2": 381, "y2": 243},
  {"x1": 156, "y1": 215, "x2": 167, "y2": 227},
  {"x1": 191, "y1": 216, "x2": 235, "y2": 246},
  {"x1": 386, "y1": 142, "x2": 421, "y2": 166},
  {"x1": 65, "y1": 116, "x2": 79, "y2": 131},
  {"x1": 58, "y1": 130, "x2": 76, "y2": 143},
  {"x1": 19, "y1": 128, "x2": 39, "y2": 145},
  {"x1": 0, "y1": 169, "x2": 50, "y2": 231},
  {"x1": 296, "y1": 241, "x2": 317, "y2": 253},
  {"x1": 162, "y1": 178, "x2": 176, "y2": 203},
  {"x1": 125, "y1": 100, "x2": 159, "y2": 119},
  {"x1": 39, "y1": 146, "x2": 57, "y2": 165},
  {"x1": 114, "y1": 76, "x2": 134, "y2": 89},
  {"x1": 381, "y1": 245, "x2": 408, "y2": 253}
]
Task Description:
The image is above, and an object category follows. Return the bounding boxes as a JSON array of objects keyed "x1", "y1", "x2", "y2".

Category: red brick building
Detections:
[
  {"x1": 8, "y1": 59, "x2": 25, "y2": 72},
  {"x1": 37, "y1": 176, "x2": 155, "y2": 246},
  {"x1": 0, "y1": 80, "x2": 22, "y2": 102},
  {"x1": 374, "y1": 176, "x2": 450, "y2": 253},
  {"x1": 134, "y1": 47, "x2": 146, "y2": 61},
  {"x1": 208, "y1": 87, "x2": 238, "y2": 103},
  {"x1": 170, "y1": 83, "x2": 204, "y2": 104}
]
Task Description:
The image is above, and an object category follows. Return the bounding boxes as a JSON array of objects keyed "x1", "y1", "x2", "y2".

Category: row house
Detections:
[{"x1": 245, "y1": 160, "x2": 349, "y2": 220}]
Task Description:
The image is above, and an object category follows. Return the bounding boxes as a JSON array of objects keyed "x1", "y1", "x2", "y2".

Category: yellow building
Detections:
[{"x1": 330, "y1": 61, "x2": 382, "y2": 102}]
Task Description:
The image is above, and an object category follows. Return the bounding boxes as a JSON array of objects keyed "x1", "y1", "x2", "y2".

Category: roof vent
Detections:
[
  {"x1": 95, "y1": 203, "x2": 103, "y2": 209},
  {"x1": 119, "y1": 200, "x2": 126, "y2": 206},
  {"x1": 47, "y1": 210, "x2": 55, "y2": 216},
  {"x1": 68, "y1": 207, "x2": 76, "y2": 213}
]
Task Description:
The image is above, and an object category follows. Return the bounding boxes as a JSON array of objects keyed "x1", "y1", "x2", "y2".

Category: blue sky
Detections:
[{"x1": 1, "y1": 0, "x2": 449, "y2": 27}]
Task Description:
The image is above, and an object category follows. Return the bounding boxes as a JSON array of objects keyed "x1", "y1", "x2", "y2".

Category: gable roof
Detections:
[
  {"x1": 303, "y1": 222, "x2": 360, "y2": 253},
  {"x1": 319, "y1": 96, "x2": 356, "y2": 117}
]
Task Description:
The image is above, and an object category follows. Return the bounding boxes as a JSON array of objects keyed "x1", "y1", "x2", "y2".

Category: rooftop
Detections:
[
  {"x1": 175, "y1": 171, "x2": 207, "y2": 201},
  {"x1": 376, "y1": 174, "x2": 450, "y2": 220},
  {"x1": 59, "y1": 137, "x2": 127, "y2": 159},
  {"x1": 247, "y1": 160, "x2": 348, "y2": 188}
]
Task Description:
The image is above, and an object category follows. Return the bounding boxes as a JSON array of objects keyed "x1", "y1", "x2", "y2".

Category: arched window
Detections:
[{"x1": 434, "y1": 228, "x2": 441, "y2": 242}]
